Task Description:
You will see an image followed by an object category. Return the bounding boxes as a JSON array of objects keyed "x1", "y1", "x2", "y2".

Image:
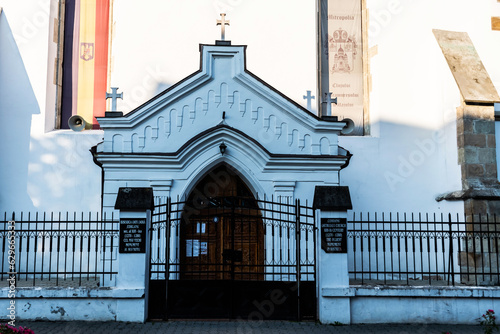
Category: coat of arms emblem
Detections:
[
  {"x1": 80, "y1": 43, "x2": 94, "y2": 61},
  {"x1": 329, "y1": 28, "x2": 358, "y2": 74}
]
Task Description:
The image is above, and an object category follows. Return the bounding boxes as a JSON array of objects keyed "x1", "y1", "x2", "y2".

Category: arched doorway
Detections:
[
  {"x1": 179, "y1": 164, "x2": 265, "y2": 281},
  {"x1": 148, "y1": 164, "x2": 317, "y2": 320}
]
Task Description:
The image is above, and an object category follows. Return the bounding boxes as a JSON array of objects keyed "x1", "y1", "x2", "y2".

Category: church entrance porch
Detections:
[
  {"x1": 179, "y1": 165, "x2": 265, "y2": 282},
  {"x1": 148, "y1": 166, "x2": 317, "y2": 320}
]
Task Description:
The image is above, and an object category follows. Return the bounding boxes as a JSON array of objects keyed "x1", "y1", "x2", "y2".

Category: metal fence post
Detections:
[
  {"x1": 448, "y1": 213, "x2": 455, "y2": 286},
  {"x1": 295, "y1": 198, "x2": 301, "y2": 321}
]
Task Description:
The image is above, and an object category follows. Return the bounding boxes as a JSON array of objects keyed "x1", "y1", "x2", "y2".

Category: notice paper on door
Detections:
[{"x1": 200, "y1": 242, "x2": 207, "y2": 255}]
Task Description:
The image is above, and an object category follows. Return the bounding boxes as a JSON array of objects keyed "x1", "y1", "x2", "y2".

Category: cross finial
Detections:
[
  {"x1": 106, "y1": 87, "x2": 123, "y2": 112},
  {"x1": 323, "y1": 92, "x2": 338, "y2": 116},
  {"x1": 303, "y1": 90, "x2": 315, "y2": 111},
  {"x1": 217, "y1": 13, "x2": 230, "y2": 41}
]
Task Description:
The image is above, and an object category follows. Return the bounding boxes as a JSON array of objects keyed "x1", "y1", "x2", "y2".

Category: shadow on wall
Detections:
[
  {"x1": 338, "y1": 120, "x2": 463, "y2": 213},
  {"x1": 120, "y1": 76, "x2": 174, "y2": 115},
  {"x1": 0, "y1": 10, "x2": 40, "y2": 212},
  {"x1": 24, "y1": 132, "x2": 103, "y2": 213}
]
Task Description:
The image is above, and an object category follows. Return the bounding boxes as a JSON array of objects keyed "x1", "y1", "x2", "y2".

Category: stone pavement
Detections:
[{"x1": 15, "y1": 320, "x2": 484, "y2": 334}]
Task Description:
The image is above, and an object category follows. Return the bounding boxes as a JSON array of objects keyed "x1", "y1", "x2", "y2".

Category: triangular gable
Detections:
[{"x1": 97, "y1": 44, "x2": 345, "y2": 156}]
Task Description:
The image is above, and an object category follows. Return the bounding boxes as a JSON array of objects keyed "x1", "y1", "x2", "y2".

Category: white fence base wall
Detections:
[
  {"x1": 319, "y1": 296, "x2": 351, "y2": 324},
  {"x1": 2, "y1": 286, "x2": 500, "y2": 323},
  {"x1": 0, "y1": 287, "x2": 145, "y2": 322},
  {"x1": 321, "y1": 286, "x2": 500, "y2": 325}
]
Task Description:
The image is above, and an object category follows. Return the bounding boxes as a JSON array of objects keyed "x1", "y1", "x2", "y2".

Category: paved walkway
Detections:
[{"x1": 15, "y1": 320, "x2": 484, "y2": 334}]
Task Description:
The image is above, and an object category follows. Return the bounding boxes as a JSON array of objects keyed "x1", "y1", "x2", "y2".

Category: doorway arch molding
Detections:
[
  {"x1": 169, "y1": 124, "x2": 274, "y2": 200},
  {"x1": 180, "y1": 157, "x2": 265, "y2": 202}
]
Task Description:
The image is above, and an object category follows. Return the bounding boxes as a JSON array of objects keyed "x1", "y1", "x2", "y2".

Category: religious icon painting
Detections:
[
  {"x1": 329, "y1": 28, "x2": 358, "y2": 74},
  {"x1": 325, "y1": 0, "x2": 364, "y2": 135}
]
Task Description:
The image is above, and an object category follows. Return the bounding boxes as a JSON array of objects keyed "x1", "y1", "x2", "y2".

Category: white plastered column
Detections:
[
  {"x1": 150, "y1": 179, "x2": 173, "y2": 205},
  {"x1": 114, "y1": 187, "x2": 154, "y2": 322},
  {"x1": 314, "y1": 186, "x2": 352, "y2": 324},
  {"x1": 273, "y1": 180, "x2": 296, "y2": 202}
]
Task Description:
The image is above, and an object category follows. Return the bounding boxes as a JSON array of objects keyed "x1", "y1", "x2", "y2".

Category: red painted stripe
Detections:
[{"x1": 92, "y1": 0, "x2": 110, "y2": 129}]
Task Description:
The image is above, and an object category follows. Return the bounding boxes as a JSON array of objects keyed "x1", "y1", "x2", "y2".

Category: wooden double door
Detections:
[{"x1": 179, "y1": 166, "x2": 264, "y2": 281}]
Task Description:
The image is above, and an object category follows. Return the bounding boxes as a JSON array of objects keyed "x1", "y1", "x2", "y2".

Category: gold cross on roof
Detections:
[{"x1": 217, "y1": 13, "x2": 230, "y2": 41}]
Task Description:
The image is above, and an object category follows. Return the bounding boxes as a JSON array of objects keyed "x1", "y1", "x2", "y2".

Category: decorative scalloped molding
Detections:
[{"x1": 110, "y1": 79, "x2": 337, "y2": 155}]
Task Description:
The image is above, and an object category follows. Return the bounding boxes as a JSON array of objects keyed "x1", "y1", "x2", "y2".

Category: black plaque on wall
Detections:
[
  {"x1": 321, "y1": 218, "x2": 347, "y2": 253},
  {"x1": 119, "y1": 219, "x2": 147, "y2": 253}
]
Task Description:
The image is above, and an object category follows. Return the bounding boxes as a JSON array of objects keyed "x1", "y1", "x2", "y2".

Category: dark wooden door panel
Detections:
[{"x1": 180, "y1": 209, "x2": 264, "y2": 280}]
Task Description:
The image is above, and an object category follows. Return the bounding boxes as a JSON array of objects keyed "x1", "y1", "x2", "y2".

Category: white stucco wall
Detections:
[
  {"x1": 1, "y1": 1, "x2": 500, "y2": 325},
  {"x1": 0, "y1": 287, "x2": 145, "y2": 322},
  {"x1": 0, "y1": 1, "x2": 102, "y2": 213},
  {"x1": 1, "y1": 0, "x2": 499, "y2": 214},
  {"x1": 339, "y1": 0, "x2": 500, "y2": 214},
  {"x1": 322, "y1": 286, "x2": 500, "y2": 324},
  {"x1": 110, "y1": 0, "x2": 318, "y2": 115}
]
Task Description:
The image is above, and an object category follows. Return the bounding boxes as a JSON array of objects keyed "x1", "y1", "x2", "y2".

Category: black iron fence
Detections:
[
  {"x1": 149, "y1": 195, "x2": 317, "y2": 320},
  {"x1": 150, "y1": 195, "x2": 316, "y2": 283},
  {"x1": 1, "y1": 212, "x2": 119, "y2": 287},
  {"x1": 5, "y1": 208, "x2": 499, "y2": 289},
  {"x1": 348, "y1": 212, "x2": 500, "y2": 286}
]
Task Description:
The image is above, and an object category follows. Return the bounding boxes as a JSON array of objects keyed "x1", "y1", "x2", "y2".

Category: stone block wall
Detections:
[
  {"x1": 456, "y1": 102, "x2": 500, "y2": 284},
  {"x1": 456, "y1": 104, "x2": 497, "y2": 192}
]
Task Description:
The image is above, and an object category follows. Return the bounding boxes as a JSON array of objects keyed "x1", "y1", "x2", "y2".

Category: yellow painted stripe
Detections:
[{"x1": 76, "y1": 0, "x2": 97, "y2": 124}]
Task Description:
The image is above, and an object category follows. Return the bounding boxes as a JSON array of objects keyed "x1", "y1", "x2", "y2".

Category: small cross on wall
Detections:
[
  {"x1": 323, "y1": 92, "x2": 338, "y2": 116},
  {"x1": 217, "y1": 13, "x2": 230, "y2": 41},
  {"x1": 106, "y1": 87, "x2": 123, "y2": 112},
  {"x1": 303, "y1": 90, "x2": 315, "y2": 111}
]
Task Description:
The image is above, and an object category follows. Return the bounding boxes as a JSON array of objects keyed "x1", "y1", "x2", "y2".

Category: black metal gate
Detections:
[{"x1": 148, "y1": 196, "x2": 317, "y2": 320}]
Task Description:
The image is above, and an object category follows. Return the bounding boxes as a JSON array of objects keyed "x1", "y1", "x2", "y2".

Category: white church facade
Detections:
[
  {"x1": 1, "y1": 0, "x2": 500, "y2": 325},
  {"x1": 95, "y1": 43, "x2": 349, "y2": 210}
]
